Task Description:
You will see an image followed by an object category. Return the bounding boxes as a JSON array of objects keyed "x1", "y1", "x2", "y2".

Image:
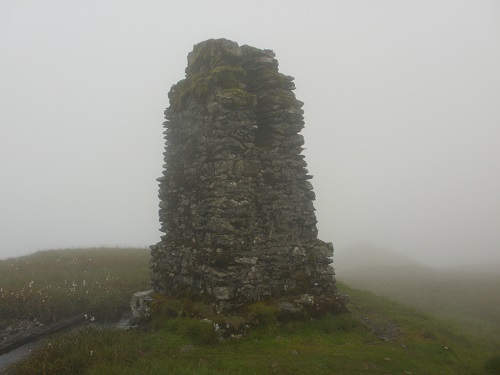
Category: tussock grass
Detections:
[
  {"x1": 0, "y1": 248, "x2": 150, "y2": 322},
  {"x1": 3, "y1": 248, "x2": 499, "y2": 374}
]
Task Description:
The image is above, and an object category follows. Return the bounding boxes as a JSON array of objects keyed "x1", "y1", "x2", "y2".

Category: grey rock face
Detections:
[
  {"x1": 131, "y1": 290, "x2": 154, "y2": 321},
  {"x1": 150, "y1": 39, "x2": 340, "y2": 312}
]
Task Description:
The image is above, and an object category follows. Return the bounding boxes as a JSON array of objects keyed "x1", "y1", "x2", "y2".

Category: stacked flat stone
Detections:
[{"x1": 151, "y1": 39, "x2": 339, "y2": 312}]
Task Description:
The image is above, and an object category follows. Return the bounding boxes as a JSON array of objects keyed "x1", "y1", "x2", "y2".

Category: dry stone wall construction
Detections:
[{"x1": 150, "y1": 39, "x2": 341, "y2": 312}]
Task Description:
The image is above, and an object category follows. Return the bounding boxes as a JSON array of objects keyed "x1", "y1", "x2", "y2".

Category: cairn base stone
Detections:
[{"x1": 131, "y1": 290, "x2": 154, "y2": 321}]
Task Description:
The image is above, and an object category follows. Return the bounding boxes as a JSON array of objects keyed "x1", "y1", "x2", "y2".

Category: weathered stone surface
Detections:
[
  {"x1": 150, "y1": 38, "x2": 343, "y2": 312},
  {"x1": 131, "y1": 290, "x2": 154, "y2": 321},
  {"x1": 278, "y1": 302, "x2": 304, "y2": 315}
]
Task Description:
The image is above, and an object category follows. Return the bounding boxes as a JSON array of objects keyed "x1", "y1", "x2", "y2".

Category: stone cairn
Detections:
[{"x1": 150, "y1": 39, "x2": 343, "y2": 313}]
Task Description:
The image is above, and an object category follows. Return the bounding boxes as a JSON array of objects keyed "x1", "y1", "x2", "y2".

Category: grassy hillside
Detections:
[
  {"x1": 0, "y1": 248, "x2": 150, "y2": 322},
  {"x1": 2, "y1": 248, "x2": 499, "y2": 374},
  {"x1": 335, "y1": 245, "x2": 500, "y2": 344}
]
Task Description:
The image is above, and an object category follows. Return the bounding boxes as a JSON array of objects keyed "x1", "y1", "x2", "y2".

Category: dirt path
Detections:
[{"x1": 0, "y1": 340, "x2": 42, "y2": 374}]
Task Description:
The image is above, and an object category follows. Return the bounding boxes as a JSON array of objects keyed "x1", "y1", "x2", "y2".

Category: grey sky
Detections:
[{"x1": 1, "y1": 0, "x2": 499, "y2": 267}]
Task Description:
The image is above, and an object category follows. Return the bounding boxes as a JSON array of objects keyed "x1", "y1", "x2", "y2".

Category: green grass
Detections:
[
  {"x1": 337, "y1": 264, "x2": 500, "y2": 345},
  {"x1": 0, "y1": 248, "x2": 150, "y2": 322},
  {"x1": 3, "y1": 248, "x2": 499, "y2": 374}
]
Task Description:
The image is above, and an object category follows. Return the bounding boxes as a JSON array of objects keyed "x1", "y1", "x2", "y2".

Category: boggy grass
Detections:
[
  {"x1": 9, "y1": 284, "x2": 498, "y2": 374},
  {"x1": 9, "y1": 304, "x2": 495, "y2": 374},
  {"x1": 3, "y1": 249, "x2": 498, "y2": 374},
  {"x1": 0, "y1": 247, "x2": 150, "y2": 322},
  {"x1": 9, "y1": 326, "x2": 144, "y2": 375}
]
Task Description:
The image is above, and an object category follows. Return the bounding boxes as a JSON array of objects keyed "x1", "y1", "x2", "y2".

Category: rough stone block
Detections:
[{"x1": 131, "y1": 290, "x2": 154, "y2": 321}]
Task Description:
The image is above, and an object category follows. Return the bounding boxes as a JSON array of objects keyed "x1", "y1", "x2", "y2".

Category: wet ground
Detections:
[
  {"x1": 0, "y1": 340, "x2": 42, "y2": 373},
  {"x1": 0, "y1": 312, "x2": 134, "y2": 373}
]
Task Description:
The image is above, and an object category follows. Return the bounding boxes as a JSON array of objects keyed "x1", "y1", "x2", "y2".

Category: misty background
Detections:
[{"x1": 1, "y1": 1, "x2": 499, "y2": 268}]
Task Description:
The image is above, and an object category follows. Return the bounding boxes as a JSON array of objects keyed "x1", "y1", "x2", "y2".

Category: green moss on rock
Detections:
[
  {"x1": 169, "y1": 65, "x2": 247, "y2": 111},
  {"x1": 187, "y1": 39, "x2": 242, "y2": 75}
]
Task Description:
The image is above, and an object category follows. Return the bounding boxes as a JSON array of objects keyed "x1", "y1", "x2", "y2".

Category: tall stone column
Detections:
[{"x1": 151, "y1": 39, "x2": 340, "y2": 312}]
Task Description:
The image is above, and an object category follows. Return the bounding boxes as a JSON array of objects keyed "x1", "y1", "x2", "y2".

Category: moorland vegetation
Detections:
[{"x1": 1, "y1": 248, "x2": 498, "y2": 374}]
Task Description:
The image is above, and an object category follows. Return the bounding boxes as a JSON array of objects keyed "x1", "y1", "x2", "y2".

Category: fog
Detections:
[{"x1": 1, "y1": 1, "x2": 499, "y2": 267}]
